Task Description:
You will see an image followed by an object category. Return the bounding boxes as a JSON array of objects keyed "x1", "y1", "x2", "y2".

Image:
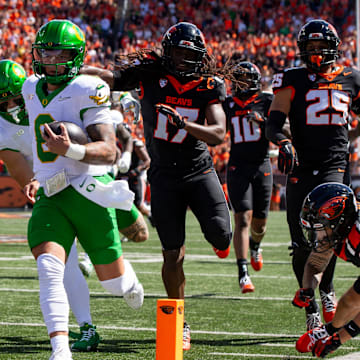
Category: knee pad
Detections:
[
  {"x1": 250, "y1": 227, "x2": 266, "y2": 237},
  {"x1": 100, "y1": 259, "x2": 136, "y2": 296},
  {"x1": 37, "y1": 253, "x2": 69, "y2": 334}
]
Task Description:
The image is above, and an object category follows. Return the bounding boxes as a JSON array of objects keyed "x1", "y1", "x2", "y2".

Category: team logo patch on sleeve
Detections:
[
  {"x1": 159, "y1": 79, "x2": 168, "y2": 88},
  {"x1": 89, "y1": 84, "x2": 109, "y2": 105}
]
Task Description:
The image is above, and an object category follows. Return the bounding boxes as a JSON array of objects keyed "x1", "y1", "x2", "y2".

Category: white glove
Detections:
[
  {"x1": 121, "y1": 93, "x2": 141, "y2": 124},
  {"x1": 117, "y1": 151, "x2": 131, "y2": 173}
]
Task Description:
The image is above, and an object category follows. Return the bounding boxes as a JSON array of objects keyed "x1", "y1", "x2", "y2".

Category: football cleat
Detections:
[
  {"x1": 213, "y1": 245, "x2": 230, "y2": 259},
  {"x1": 250, "y1": 248, "x2": 263, "y2": 271},
  {"x1": 78, "y1": 253, "x2": 93, "y2": 277},
  {"x1": 306, "y1": 312, "x2": 322, "y2": 331},
  {"x1": 68, "y1": 330, "x2": 81, "y2": 340},
  {"x1": 239, "y1": 274, "x2": 255, "y2": 293},
  {"x1": 296, "y1": 326, "x2": 329, "y2": 353},
  {"x1": 124, "y1": 281, "x2": 144, "y2": 310},
  {"x1": 121, "y1": 236, "x2": 129, "y2": 242},
  {"x1": 49, "y1": 348, "x2": 73, "y2": 360},
  {"x1": 320, "y1": 290, "x2": 337, "y2": 323},
  {"x1": 71, "y1": 323, "x2": 100, "y2": 352},
  {"x1": 183, "y1": 322, "x2": 191, "y2": 351}
]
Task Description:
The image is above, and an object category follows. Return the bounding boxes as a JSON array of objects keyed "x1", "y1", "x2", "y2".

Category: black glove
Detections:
[
  {"x1": 292, "y1": 288, "x2": 315, "y2": 308},
  {"x1": 312, "y1": 333, "x2": 341, "y2": 358},
  {"x1": 155, "y1": 104, "x2": 186, "y2": 129},
  {"x1": 278, "y1": 139, "x2": 297, "y2": 174},
  {"x1": 246, "y1": 111, "x2": 264, "y2": 126}
]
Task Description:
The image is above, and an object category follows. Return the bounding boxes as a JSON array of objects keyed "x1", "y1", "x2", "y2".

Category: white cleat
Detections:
[
  {"x1": 124, "y1": 281, "x2": 144, "y2": 310},
  {"x1": 49, "y1": 348, "x2": 73, "y2": 360},
  {"x1": 78, "y1": 253, "x2": 94, "y2": 277}
]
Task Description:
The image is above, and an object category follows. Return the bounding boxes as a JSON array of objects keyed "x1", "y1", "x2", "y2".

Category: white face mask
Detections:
[{"x1": 8, "y1": 106, "x2": 21, "y2": 123}]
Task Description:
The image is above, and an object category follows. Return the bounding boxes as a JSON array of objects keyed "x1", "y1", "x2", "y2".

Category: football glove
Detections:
[
  {"x1": 292, "y1": 288, "x2": 315, "y2": 308},
  {"x1": 117, "y1": 151, "x2": 132, "y2": 174},
  {"x1": 278, "y1": 139, "x2": 297, "y2": 174},
  {"x1": 120, "y1": 93, "x2": 141, "y2": 124},
  {"x1": 246, "y1": 111, "x2": 264, "y2": 126},
  {"x1": 155, "y1": 104, "x2": 186, "y2": 129},
  {"x1": 312, "y1": 333, "x2": 341, "y2": 358}
]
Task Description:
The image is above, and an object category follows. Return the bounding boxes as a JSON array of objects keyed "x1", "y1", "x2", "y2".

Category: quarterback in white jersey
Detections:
[
  {"x1": 0, "y1": 59, "x2": 102, "y2": 352},
  {"x1": 23, "y1": 19, "x2": 144, "y2": 360},
  {"x1": 24, "y1": 74, "x2": 112, "y2": 186}
]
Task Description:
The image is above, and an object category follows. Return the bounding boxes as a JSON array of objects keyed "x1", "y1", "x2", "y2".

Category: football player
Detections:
[
  {"x1": 81, "y1": 21, "x2": 233, "y2": 350},
  {"x1": 223, "y1": 62, "x2": 273, "y2": 293},
  {"x1": 295, "y1": 183, "x2": 360, "y2": 358},
  {"x1": 0, "y1": 59, "x2": 102, "y2": 352},
  {"x1": 266, "y1": 19, "x2": 360, "y2": 330},
  {"x1": 116, "y1": 122, "x2": 152, "y2": 228},
  {"x1": 23, "y1": 20, "x2": 144, "y2": 360}
]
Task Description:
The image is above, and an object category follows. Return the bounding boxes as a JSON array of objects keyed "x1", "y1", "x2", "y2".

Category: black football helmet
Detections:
[
  {"x1": 232, "y1": 61, "x2": 261, "y2": 98},
  {"x1": 297, "y1": 19, "x2": 340, "y2": 72},
  {"x1": 161, "y1": 22, "x2": 207, "y2": 77},
  {"x1": 300, "y1": 183, "x2": 357, "y2": 251}
]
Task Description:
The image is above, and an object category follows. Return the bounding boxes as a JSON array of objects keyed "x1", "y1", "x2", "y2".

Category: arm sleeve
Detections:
[
  {"x1": 113, "y1": 69, "x2": 142, "y2": 91},
  {"x1": 265, "y1": 110, "x2": 288, "y2": 145}
]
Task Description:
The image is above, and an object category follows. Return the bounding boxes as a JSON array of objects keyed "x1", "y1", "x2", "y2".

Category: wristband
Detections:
[
  {"x1": 344, "y1": 320, "x2": 360, "y2": 338},
  {"x1": 121, "y1": 151, "x2": 132, "y2": 163},
  {"x1": 65, "y1": 143, "x2": 86, "y2": 161}
]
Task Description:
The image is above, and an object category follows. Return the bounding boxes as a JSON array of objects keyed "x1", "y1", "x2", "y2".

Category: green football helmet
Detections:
[
  {"x1": 0, "y1": 60, "x2": 27, "y2": 123},
  {"x1": 32, "y1": 19, "x2": 86, "y2": 85}
]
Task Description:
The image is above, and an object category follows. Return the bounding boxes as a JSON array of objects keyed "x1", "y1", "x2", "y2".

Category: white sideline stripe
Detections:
[
  {"x1": 332, "y1": 353, "x2": 360, "y2": 359},
  {"x1": 261, "y1": 343, "x2": 356, "y2": 350},
  {"x1": 0, "y1": 321, "x2": 312, "y2": 338},
  {"x1": 1, "y1": 288, "x2": 360, "y2": 306},
  {"x1": 209, "y1": 353, "x2": 313, "y2": 359},
  {"x1": 0, "y1": 266, "x2": 357, "y2": 282},
  {"x1": 0, "y1": 287, "x2": 292, "y2": 300}
]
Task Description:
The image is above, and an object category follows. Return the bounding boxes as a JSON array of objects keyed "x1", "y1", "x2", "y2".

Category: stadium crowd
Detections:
[{"x1": 0, "y1": 0, "x2": 359, "y2": 201}]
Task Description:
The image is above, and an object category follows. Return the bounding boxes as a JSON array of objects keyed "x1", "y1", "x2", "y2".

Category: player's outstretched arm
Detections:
[{"x1": 80, "y1": 65, "x2": 114, "y2": 89}]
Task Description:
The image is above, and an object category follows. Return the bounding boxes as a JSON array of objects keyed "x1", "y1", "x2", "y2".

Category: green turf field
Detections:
[{"x1": 0, "y1": 210, "x2": 359, "y2": 359}]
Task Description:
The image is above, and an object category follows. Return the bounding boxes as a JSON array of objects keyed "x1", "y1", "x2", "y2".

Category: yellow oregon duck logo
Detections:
[
  {"x1": 72, "y1": 25, "x2": 85, "y2": 41},
  {"x1": 12, "y1": 64, "x2": 25, "y2": 78},
  {"x1": 89, "y1": 84, "x2": 109, "y2": 105}
]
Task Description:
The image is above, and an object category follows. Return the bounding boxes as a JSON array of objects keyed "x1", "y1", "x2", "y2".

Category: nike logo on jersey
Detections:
[
  {"x1": 344, "y1": 71, "x2": 352, "y2": 76},
  {"x1": 263, "y1": 172, "x2": 271, "y2": 177},
  {"x1": 58, "y1": 96, "x2": 71, "y2": 101}
]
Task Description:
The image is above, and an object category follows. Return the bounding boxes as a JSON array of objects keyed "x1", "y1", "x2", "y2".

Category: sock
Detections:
[
  {"x1": 50, "y1": 334, "x2": 70, "y2": 353},
  {"x1": 37, "y1": 253, "x2": 69, "y2": 335},
  {"x1": 64, "y1": 242, "x2": 92, "y2": 327},
  {"x1": 100, "y1": 259, "x2": 137, "y2": 296},
  {"x1": 237, "y1": 258, "x2": 248, "y2": 277},
  {"x1": 249, "y1": 236, "x2": 260, "y2": 251}
]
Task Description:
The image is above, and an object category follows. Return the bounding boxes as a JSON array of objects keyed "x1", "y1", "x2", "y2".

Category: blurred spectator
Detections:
[{"x1": 0, "y1": 0, "x2": 359, "y2": 199}]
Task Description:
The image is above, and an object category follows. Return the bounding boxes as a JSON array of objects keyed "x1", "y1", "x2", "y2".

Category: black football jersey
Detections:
[
  {"x1": 272, "y1": 65, "x2": 360, "y2": 166},
  {"x1": 223, "y1": 92, "x2": 273, "y2": 165},
  {"x1": 113, "y1": 68, "x2": 226, "y2": 176}
]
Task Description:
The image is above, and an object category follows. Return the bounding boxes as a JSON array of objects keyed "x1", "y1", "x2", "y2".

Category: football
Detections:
[{"x1": 46, "y1": 121, "x2": 88, "y2": 145}]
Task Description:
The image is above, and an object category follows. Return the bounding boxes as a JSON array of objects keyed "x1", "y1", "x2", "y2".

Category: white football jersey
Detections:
[
  {"x1": 22, "y1": 74, "x2": 112, "y2": 185},
  {"x1": 0, "y1": 114, "x2": 32, "y2": 165}
]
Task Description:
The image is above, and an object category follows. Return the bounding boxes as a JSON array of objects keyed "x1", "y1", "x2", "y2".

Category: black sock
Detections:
[
  {"x1": 250, "y1": 236, "x2": 260, "y2": 251},
  {"x1": 237, "y1": 259, "x2": 248, "y2": 277}
]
